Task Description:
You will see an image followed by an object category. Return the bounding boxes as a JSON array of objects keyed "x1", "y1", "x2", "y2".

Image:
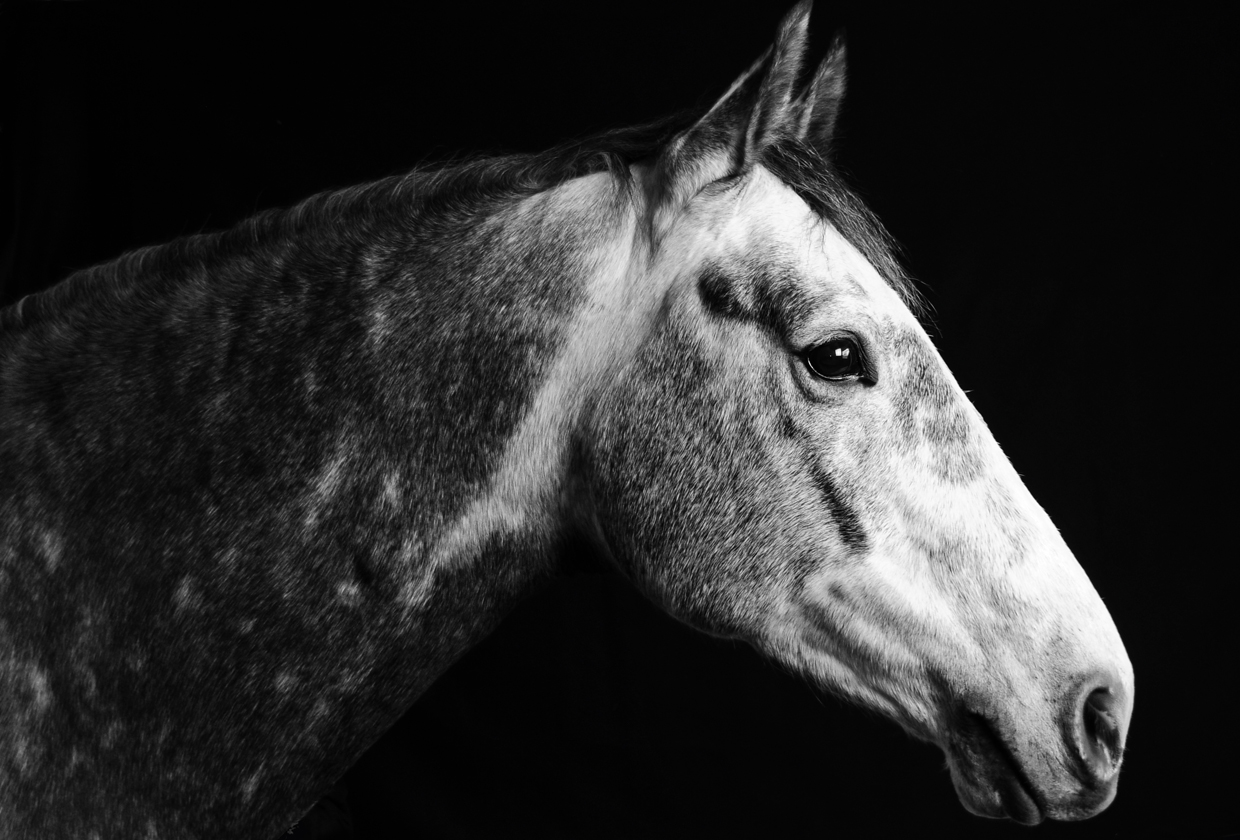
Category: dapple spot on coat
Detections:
[
  {"x1": 26, "y1": 666, "x2": 52, "y2": 713},
  {"x1": 173, "y1": 577, "x2": 202, "y2": 613},
  {"x1": 38, "y1": 527, "x2": 64, "y2": 572},
  {"x1": 241, "y1": 768, "x2": 264, "y2": 803},
  {"x1": 891, "y1": 326, "x2": 984, "y2": 484}
]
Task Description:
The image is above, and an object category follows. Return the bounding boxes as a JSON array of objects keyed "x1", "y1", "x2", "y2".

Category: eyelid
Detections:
[
  {"x1": 801, "y1": 333, "x2": 878, "y2": 384},
  {"x1": 798, "y1": 329, "x2": 864, "y2": 359}
]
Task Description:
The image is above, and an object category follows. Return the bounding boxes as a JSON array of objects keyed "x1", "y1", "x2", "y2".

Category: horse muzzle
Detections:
[{"x1": 946, "y1": 666, "x2": 1133, "y2": 825}]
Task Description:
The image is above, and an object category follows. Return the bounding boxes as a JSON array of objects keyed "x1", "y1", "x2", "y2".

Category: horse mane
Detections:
[{"x1": 0, "y1": 111, "x2": 922, "y2": 334}]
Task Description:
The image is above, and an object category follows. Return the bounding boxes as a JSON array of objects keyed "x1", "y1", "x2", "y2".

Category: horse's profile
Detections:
[{"x1": 0, "y1": 4, "x2": 1133, "y2": 837}]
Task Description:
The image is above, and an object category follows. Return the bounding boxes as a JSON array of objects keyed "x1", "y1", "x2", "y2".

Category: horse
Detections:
[{"x1": 0, "y1": 3, "x2": 1133, "y2": 837}]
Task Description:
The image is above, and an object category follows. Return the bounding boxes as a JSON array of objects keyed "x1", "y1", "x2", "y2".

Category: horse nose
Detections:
[{"x1": 1071, "y1": 668, "x2": 1130, "y2": 784}]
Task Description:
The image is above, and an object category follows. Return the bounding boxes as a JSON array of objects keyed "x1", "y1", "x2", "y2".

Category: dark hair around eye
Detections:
[{"x1": 803, "y1": 337, "x2": 872, "y2": 382}]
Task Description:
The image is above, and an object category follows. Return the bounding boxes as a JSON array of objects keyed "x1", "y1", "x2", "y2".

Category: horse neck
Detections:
[
  {"x1": 0, "y1": 169, "x2": 643, "y2": 836},
  {"x1": 385, "y1": 170, "x2": 648, "y2": 636}
]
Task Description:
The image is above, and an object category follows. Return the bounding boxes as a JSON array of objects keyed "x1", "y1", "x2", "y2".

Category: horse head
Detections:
[{"x1": 578, "y1": 2, "x2": 1133, "y2": 823}]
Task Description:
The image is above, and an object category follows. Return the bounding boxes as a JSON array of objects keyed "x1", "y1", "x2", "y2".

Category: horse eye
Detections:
[{"x1": 804, "y1": 338, "x2": 866, "y2": 381}]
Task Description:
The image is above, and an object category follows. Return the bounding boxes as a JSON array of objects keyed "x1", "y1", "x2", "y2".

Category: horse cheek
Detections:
[{"x1": 582, "y1": 348, "x2": 778, "y2": 639}]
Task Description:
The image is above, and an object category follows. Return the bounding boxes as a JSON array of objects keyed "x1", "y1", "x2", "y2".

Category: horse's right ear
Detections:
[{"x1": 794, "y1": 33, "x2": 847, "y2": 160}]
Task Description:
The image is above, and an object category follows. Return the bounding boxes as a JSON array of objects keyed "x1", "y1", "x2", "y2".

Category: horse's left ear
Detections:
[
  {"x1": 795, "y1": 33, "x2": 847, "y2": 160},
  {"x1": 652, "y1": 1, "x2": 812, "y2": 211},
  {"x1": 740, "y1": 1, "x2": 813, "y2": 166}
]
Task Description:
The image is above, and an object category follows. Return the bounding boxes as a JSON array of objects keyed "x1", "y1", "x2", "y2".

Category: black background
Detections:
[{"x1": 2, "y1": 4, "x2": 1232, "y2": 837}]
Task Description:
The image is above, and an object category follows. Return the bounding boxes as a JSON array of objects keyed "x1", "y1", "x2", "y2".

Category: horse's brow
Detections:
[{"x1": 752, "y1": 266, "x2": 834, "y2": 336}]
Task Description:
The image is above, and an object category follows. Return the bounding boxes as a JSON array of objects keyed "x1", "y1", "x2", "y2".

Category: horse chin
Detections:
[{"x1": 944, "y1": 715, "x2": 1046, "y2": 826}]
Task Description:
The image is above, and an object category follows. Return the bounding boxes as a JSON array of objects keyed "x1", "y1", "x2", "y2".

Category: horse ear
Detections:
[
  {"x1": 795, "y1": 33, "x2": 847, "y2": 159},
  {"x1": 741, "y1": 1, "x2": 813, "y2": 164},
  {"x1": 653, "y1": 2, "x2": 813, "y2": 206}
]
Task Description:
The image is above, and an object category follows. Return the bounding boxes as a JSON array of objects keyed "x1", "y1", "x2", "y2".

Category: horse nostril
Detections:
[{"x1": 1076, "y1": 684, "x2": 1124, "y2": 782}]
